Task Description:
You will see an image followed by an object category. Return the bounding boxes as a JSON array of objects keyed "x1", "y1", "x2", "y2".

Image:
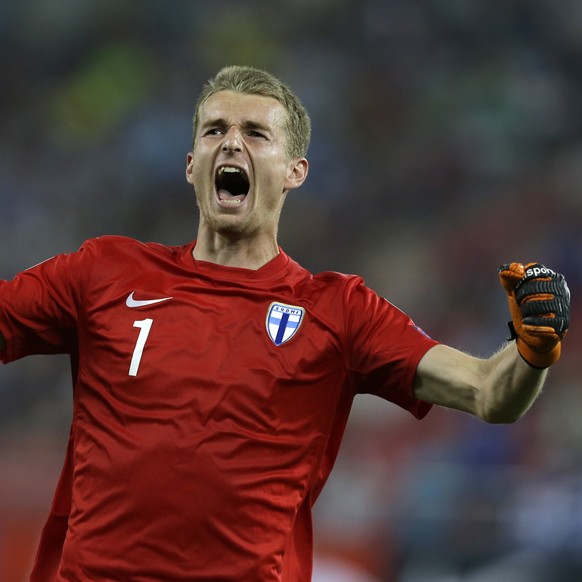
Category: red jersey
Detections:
[{"x1": 0, "y1": 236, "x2": 437, "y2": 581}]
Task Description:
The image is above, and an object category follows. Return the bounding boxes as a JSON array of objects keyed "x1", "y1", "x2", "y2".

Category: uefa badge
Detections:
[{"x1": 266, "y1": 302, "x2": 305, "y2": 346}]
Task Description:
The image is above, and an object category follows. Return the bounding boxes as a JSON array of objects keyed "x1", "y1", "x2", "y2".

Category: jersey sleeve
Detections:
[
  {"x1": 0, "y1": 241, "x2": 96, "y2": 363},
  {"x1": 342, "y1": 276, "x2": 438, "y2": 419}
]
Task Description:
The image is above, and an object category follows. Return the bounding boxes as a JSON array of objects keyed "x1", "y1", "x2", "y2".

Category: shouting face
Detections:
[{"x1": 186, "y1": 90, "x2": 308, "y2": 243}]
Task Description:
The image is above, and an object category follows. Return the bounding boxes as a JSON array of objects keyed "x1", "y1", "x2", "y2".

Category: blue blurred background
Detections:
[{"x1": 1, "y1": 1, "x2": 581, "y2": 580}]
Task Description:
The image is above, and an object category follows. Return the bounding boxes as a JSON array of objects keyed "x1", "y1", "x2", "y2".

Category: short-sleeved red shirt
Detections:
[{"x1": 0, "y1": 236, "x2": 437, "y2": 581}]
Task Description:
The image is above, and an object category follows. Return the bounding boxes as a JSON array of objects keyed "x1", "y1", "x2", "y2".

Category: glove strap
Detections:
[
  {"x1": 516, "y1": 338, "x2": 561, "y2": 369},
  {"x1": 506, "y1": 321, "x2": 518, "y2": 342}
]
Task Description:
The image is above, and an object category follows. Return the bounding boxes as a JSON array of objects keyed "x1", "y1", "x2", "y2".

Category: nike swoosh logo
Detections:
[{"x1": 126, "y1": 292, "x2": 173, "y2": 308}]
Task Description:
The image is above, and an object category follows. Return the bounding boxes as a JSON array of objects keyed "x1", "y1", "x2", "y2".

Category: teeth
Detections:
[{"x1": 218, "y1": 166, "x2": 241, "y2": 175}]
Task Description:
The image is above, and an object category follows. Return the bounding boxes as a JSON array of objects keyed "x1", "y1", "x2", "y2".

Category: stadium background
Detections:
[{"x1": 1, "y1": 1, "x2": 581, "y2": 580}]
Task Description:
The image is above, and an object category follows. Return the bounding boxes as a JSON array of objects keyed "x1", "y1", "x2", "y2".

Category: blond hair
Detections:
[{"x1": 192, "y1": 65, "x2": 311, "y2": 159}]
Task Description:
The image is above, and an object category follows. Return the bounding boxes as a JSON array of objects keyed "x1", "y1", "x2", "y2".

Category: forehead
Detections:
[{"x1": 198, "y1": 90, "x2": 287, "y2": 130}]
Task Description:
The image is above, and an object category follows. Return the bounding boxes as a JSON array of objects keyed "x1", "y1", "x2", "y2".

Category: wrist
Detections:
[{"x1": 516, "y1": 338, "x2": 561, "y2": 369}]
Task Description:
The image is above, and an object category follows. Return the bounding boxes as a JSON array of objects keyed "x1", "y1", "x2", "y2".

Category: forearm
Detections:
[
  {"x1": 414, "y1": 343, "x2": 548, "y2": 423},
  {"x1": 475, "y1": 342, "x2": 547, "y2": 423}
]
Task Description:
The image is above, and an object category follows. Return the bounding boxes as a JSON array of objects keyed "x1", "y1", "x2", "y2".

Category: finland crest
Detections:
[{"x1": 266, "y1": 302, "x2": 305, "y2": 346}]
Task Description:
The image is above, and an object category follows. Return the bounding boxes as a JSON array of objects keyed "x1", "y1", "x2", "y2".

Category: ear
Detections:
[
  {"x1": 185, "y1": 152, "x2": 195, "y2": 184},
  {"x1": 284, "y1": 157, "x2": 309, "y2": 192}
]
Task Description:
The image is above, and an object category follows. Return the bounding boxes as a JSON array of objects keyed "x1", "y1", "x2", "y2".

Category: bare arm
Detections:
[
  {"x1": 413, "y1": 261, "x2": 569, "y2": 423},
  {"x1": 413, "y1": 343, "x2": 547, "y2": 423}
]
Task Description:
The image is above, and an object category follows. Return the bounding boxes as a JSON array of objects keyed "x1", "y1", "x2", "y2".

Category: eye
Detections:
[
  {"x1": 246, "y1": 129, "x2": 267, "y2": 139},
  {"x1": 204, "y1": 128, "x2": 225, "y2": 136}
]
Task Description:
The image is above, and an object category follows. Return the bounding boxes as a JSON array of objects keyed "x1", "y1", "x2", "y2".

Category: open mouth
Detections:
[{"x1": 215, "y1": 166, "x2": 250, "y2": 206}]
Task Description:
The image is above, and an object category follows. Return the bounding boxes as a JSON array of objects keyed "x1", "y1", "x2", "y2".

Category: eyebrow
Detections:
[{"x1": 201, "y1": 117, "x2": 273, "y2": 133}]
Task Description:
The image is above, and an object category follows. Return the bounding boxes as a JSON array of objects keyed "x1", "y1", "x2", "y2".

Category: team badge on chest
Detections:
[{"x1": 266, "y1": 302, "x2": 305, "y2": 346}]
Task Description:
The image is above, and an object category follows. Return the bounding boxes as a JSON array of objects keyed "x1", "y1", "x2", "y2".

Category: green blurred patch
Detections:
[{"x1": 52, "y1": 43, "x2": 156, "y2": 144}]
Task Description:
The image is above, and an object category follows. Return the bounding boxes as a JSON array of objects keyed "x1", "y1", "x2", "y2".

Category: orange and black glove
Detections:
[{"x1": 498, "y1": 262, "x2": 570, "y2": 369}]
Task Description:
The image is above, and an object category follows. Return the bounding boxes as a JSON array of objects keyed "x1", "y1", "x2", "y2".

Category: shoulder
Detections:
[
  {"x1": 282, "y1": 253, "x2": 367, "y2": 304},
  {"x1": 277, "y1": 252, "x2": 383, "y2": 311},
  {"x1": 310, "y1": 270, "x2": 367, "y2": 303},
  {"x1": 309, "y1": 269, "x2": 418, "y2": 330},
  {"x1": 73, "y1": 236, "x2": 191, "y2": 289},
  {"x1": 79, "y1": 235, "x2": 186, "y2": 262},
  {"x1": 80, "y1": 235, "x2": 163, "y2": 252},
  {"x1": 312, "y1": 270, "x2": 359, "y2": 285},
  {"x1": 295, "y1": 263, "x2": 362, "y2": 293}
]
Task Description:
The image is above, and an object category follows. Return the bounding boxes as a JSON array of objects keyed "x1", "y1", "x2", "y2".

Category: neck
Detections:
[{"x1": 193, "y1": 228, "x2": 279, "y2": 270}]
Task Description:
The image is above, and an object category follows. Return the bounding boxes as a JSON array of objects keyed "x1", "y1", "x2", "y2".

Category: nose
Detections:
[{"x1": 221, "y1": 127, "x2": 243, "y2": 153}]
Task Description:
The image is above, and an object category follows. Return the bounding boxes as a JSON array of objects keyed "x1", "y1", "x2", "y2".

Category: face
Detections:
[{"x1": 186, "y1": 90, "x2": 308, "y2": 241}]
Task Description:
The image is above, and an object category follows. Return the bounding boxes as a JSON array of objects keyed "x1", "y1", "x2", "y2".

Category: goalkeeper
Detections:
[{"x1": 0, "y1": 65, "x2": 572, "y2": 582}]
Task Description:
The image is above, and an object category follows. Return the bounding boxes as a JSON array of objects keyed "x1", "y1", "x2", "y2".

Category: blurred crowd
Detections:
[{"x1": 1, "y1": 1, "x2": 581, "y2": 580}]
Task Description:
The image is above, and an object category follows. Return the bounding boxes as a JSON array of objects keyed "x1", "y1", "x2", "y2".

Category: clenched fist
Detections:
[{"x1": 499, "y1": 263, "x2": 570, "y2": 368}]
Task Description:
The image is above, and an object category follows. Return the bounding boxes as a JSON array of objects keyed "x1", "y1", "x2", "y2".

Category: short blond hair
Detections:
[{"x1": 192, "y1": 65, "x2": 311, "y2": 159}]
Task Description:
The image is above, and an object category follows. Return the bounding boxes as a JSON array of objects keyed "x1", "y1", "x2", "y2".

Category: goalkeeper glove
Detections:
[{"x1": 498, "y1": 262, "x2": 570, "y2": 369}]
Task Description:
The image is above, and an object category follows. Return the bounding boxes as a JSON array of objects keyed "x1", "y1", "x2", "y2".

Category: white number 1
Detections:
[{"x1": 129, "y1": 318, "x2": 153, "y2": 377}]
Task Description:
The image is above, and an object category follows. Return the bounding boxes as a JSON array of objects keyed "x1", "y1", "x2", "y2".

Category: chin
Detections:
[{"x1": 210, "y1": 216, "x2": 252, "y2": 239}]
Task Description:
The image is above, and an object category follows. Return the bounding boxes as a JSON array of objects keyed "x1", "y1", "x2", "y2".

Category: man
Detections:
[{"x1": 0, "y1": 66, "x2": 570, "y2": 581}]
